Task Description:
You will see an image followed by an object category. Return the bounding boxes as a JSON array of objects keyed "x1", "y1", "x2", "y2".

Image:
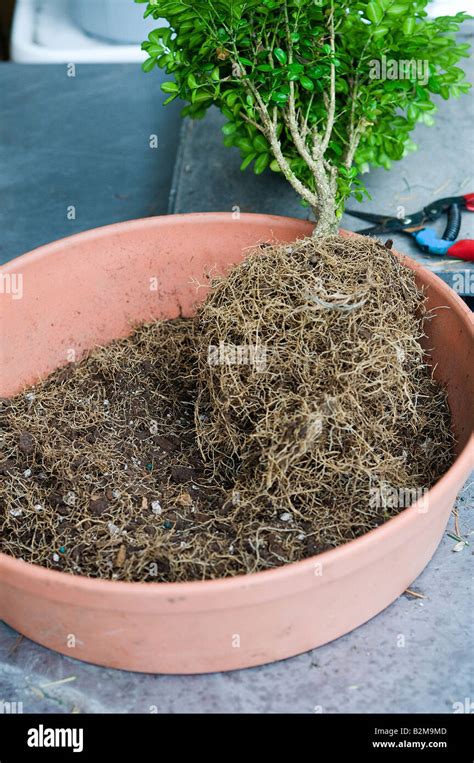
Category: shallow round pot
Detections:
[{"x1": 0, "y1": 213, "x2": 472, "y2": 674}]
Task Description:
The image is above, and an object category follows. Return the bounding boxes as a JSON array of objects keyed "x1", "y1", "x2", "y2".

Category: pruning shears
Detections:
[{"x1": 345, "y1": 193, "x2": 474, "y2": 262}]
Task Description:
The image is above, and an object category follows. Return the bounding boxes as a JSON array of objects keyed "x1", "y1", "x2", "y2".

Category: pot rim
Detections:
[{"x1": 1, "y1": 212, "x2": 472, "y2": 597}]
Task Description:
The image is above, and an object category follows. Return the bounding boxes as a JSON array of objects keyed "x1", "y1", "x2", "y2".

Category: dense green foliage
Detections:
[{"x1": 137, "y1": 0, "x2": 470, "y2": 224}]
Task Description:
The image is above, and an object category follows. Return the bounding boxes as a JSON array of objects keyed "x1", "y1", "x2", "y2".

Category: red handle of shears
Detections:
[
  {"x1": 447, "y1": 238, "x2": 474, "y2": 262},
  {"x1": 447, "y1": 196, "x2": 474, "y2": 260},
  {"x1": 463, "y1": 193, "x2": 474, "y2": 212}
]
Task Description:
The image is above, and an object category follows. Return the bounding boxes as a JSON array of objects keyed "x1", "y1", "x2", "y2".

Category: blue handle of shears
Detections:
[{"x1": 413, "y1": 228, "x2": 453, "y2": 255}]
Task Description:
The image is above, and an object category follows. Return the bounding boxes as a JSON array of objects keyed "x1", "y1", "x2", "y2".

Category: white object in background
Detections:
[
  {"x1": 428, "y1": 0, "x2": 469, "y2": 15},
  {"x1": 11, "y1": 0, "x2": 162, "y2": 63},
  {"x1": 72, "y1": 0, "x2": 153, "y2": 44},
  {"x1": 10, "y1": 0, "x2": 470, "y2": 65}
]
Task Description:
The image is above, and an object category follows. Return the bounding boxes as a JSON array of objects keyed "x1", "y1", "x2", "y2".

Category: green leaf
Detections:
[
  {"x1": 274, "y1": 48, "x2": 288, "y2": 65},
  {"x1": 161, "y1": 81, "x2": 179, "y2": 93},
  {"x1": 226, "y1": 91, "x2": 239, "y2": 107},
  {"x1": 386, "y1": 4, "x2": 408, "y2": 16},
  {"x1": 366, "y1": 2, "x2": 384, "y2": 24},
  {"x1": 254, "y1": 153, "x2": 270, "y2": 174},
  {"x1": 307, "y1": 65, "x2": 323, "y2": 78},
  {"x1": 148, "y1": 44, "x2": 164, "y2": 56},
  {"x1": 235, "y1": 137, "x2": 254, "y2": 153},
  {"x1": 328, "y1": 140, "x2": 343, "y2": 157},
  {"x1": 288, "y1": 63, "x2": 304, "y2": 74},
  {"x1": 222, "y1": 122, "x2": 237, "y2": 136},
  {"x1": 142, "y1": 57, "x2": 157, "y2": 72},
  {"x1": 163, "y1": 3, "x2": 189, "y2": 13},
  {"x1": 299, "y1": 76, "x2": 314, "y2": 91},
  {"x1": 253, "y1": 134, "x2": 269, "y2": 152},
  {"x1": 402, "y1": 17, "x2": 416, "y2": 35},
  {"x1": 148, "y1": 30, "x2": 164, "y2": 45},
  {"x1": 187, "y1": 73, "x2": 198, "y2": 89},
  {"x1": 240, "y1": 152, "x2": 257, "y2": 170},
  {"x1": 372, "y1": 25, "x2": 389, "y2": 39},
  {"x1": 223, "y1": 134, "x2": 235, "y2": 147},
  {"x1": 421, "y1": 113, "x2": 435, "y2": 126},
  {"x1": 192, "y1": 89, "x2": 213, "y2": 103},
  {"x1": 272, "y1": 91, "x2": 289, "y2": 104}
]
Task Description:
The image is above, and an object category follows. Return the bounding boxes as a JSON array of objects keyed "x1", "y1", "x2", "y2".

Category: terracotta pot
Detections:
[{"x1": 0, "y1": 213, "x2": 472, "y2": 674}]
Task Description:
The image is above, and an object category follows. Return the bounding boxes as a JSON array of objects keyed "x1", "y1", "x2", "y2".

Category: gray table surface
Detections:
[
  {"x1": 0, "y1": 52, "x2": 473, "y2": 714},
  {"x1": 0, "y1": 63, "x2": 182, "y2": 264}
]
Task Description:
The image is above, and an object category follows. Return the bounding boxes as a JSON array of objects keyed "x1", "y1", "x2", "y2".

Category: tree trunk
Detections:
[{"x1": 311, "y1": 199, "x2": 339, "y2": 237}]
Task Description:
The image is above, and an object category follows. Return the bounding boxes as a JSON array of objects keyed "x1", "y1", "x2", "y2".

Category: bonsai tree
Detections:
[{"x1": 138, "y1": 0, "x2": 471, "y2": 236}]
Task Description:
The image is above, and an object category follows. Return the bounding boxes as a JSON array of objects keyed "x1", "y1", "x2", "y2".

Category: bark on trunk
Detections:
[{"x1": 311, "y1": 201, "x2": 339, "y2": 237}]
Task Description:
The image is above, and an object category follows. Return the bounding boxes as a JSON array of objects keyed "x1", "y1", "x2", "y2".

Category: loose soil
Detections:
[{"x1": 0, "y1": 235, "x2": 454, "y2": 581}]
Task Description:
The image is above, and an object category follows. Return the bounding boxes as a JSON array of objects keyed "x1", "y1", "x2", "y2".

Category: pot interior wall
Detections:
[
  {"x1": 413, "y1": 274, "x2": 473, "y2": 455},
  {"x1": 0, "y1": 216, "x2": 313, "y2": 398}
]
